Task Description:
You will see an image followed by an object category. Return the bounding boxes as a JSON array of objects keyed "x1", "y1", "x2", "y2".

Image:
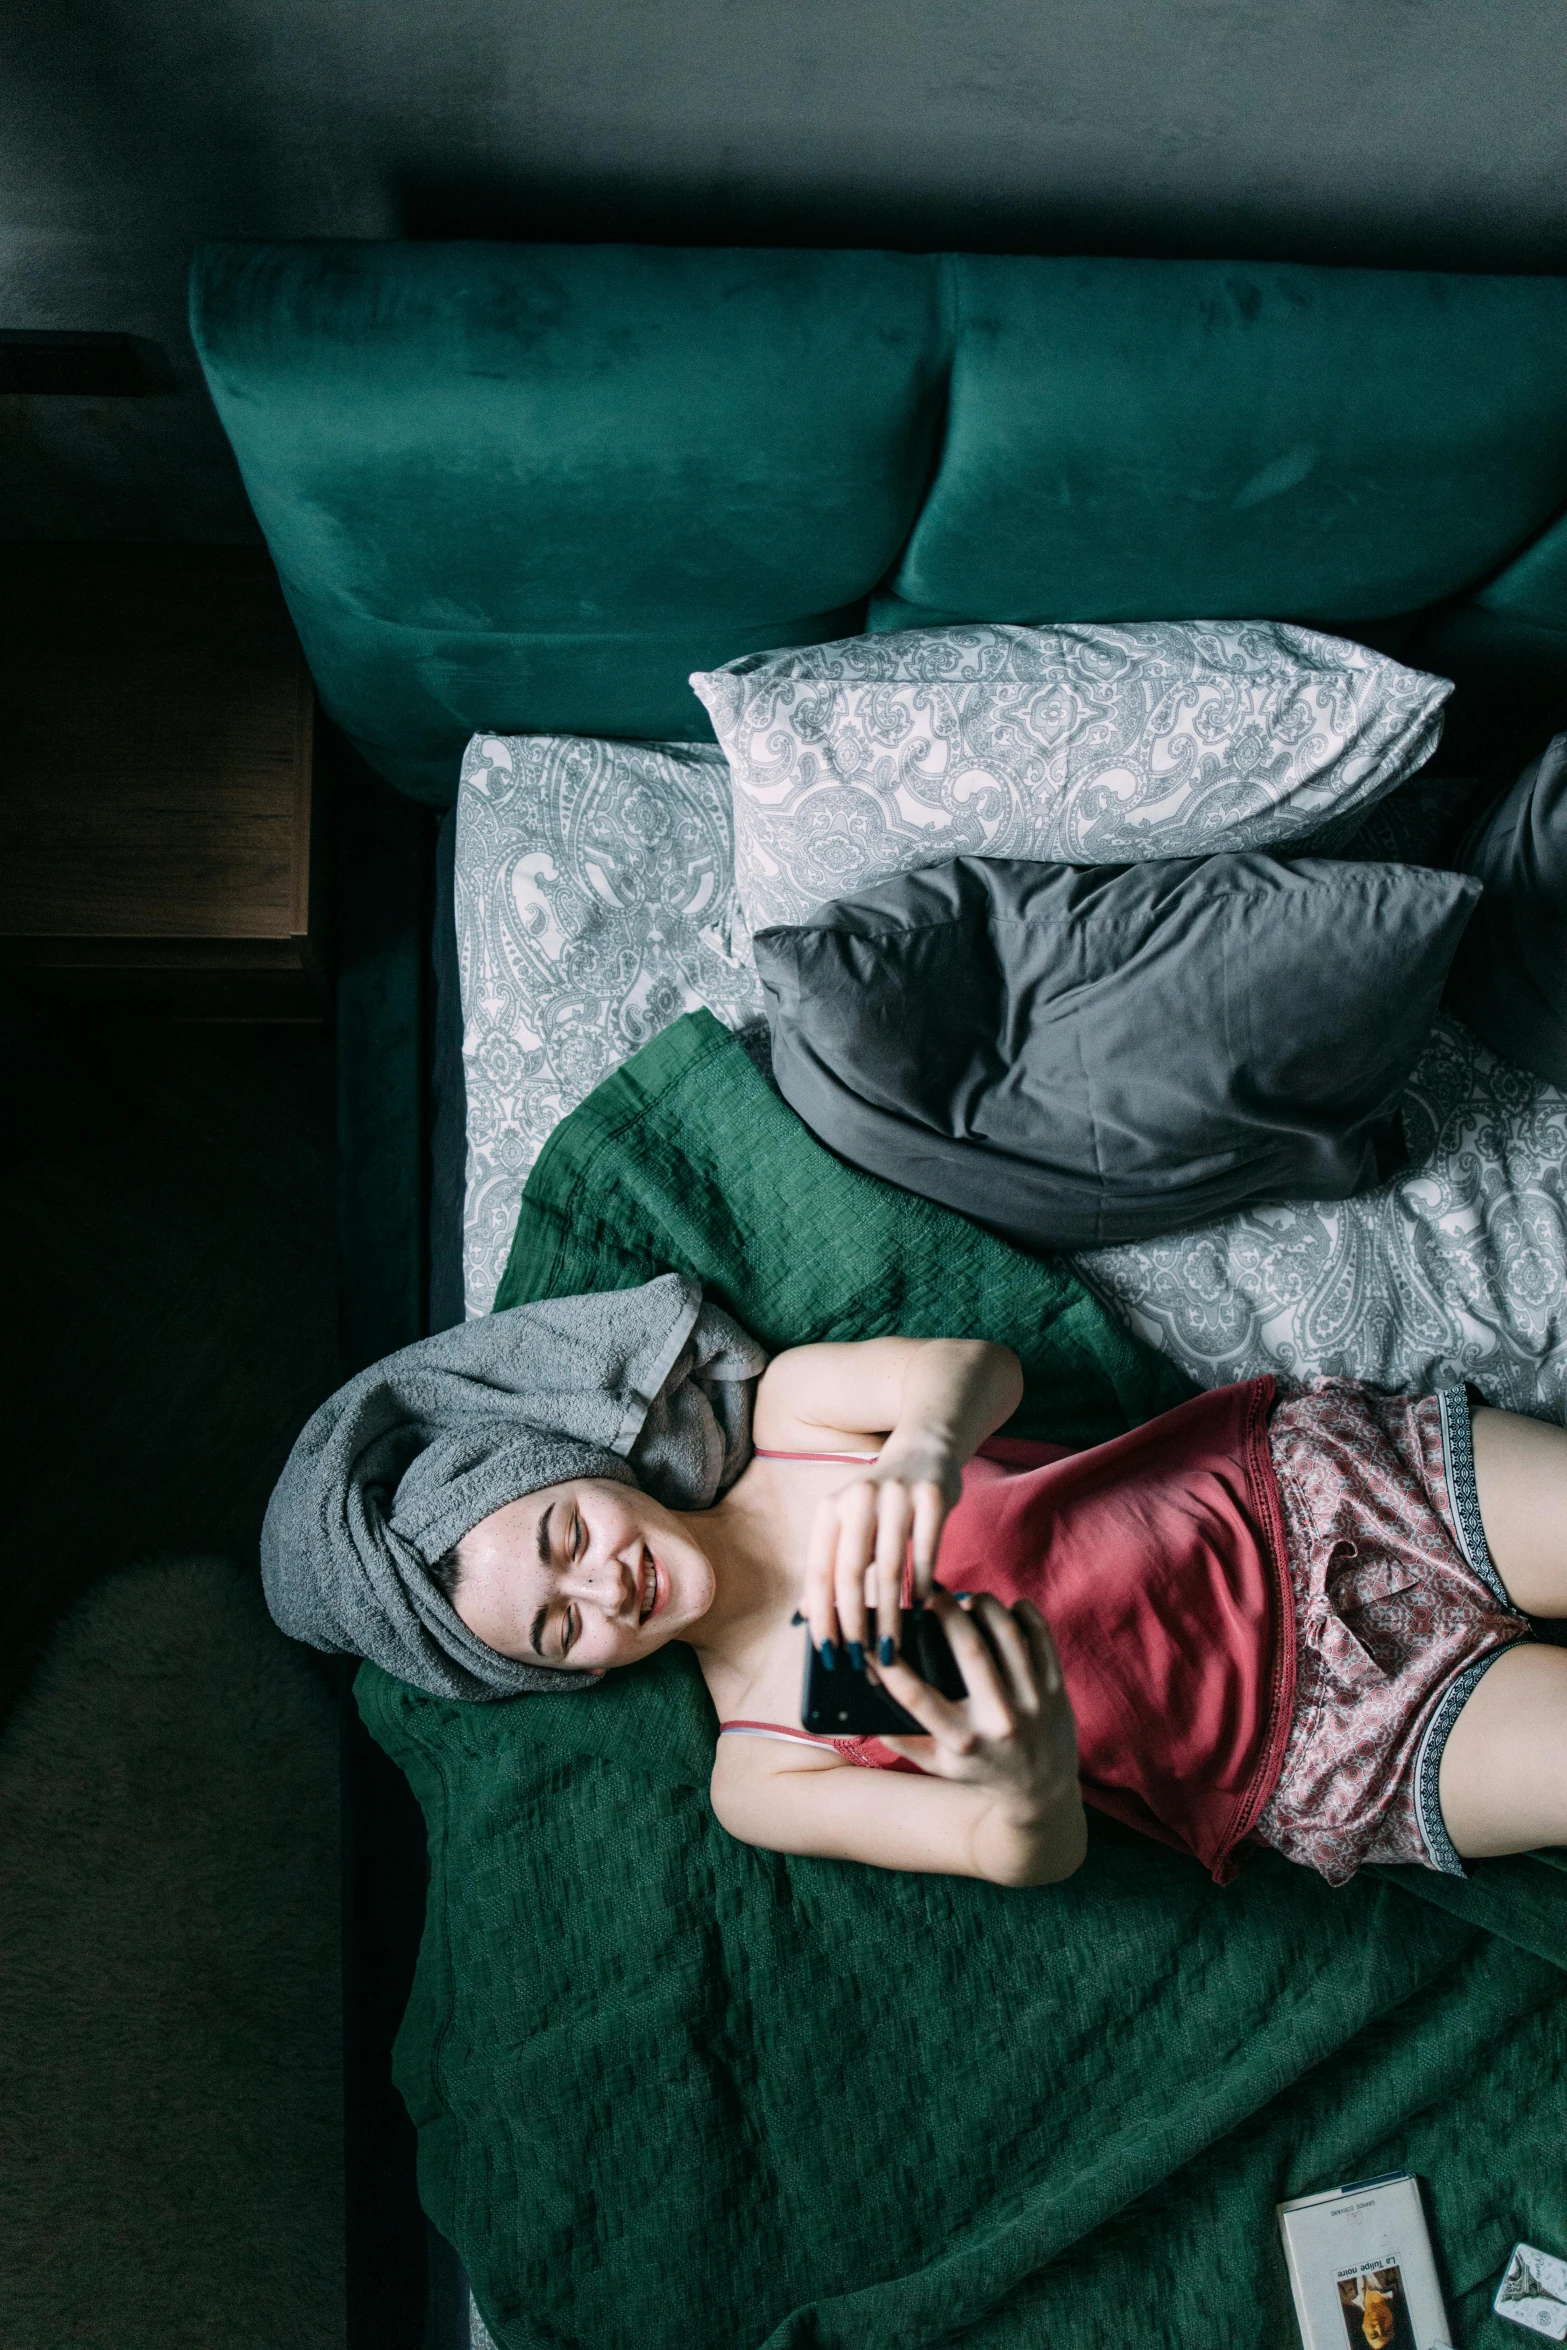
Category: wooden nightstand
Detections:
[{"x1": 0, "y1": 546, "x2": 325, "y2": 1020}]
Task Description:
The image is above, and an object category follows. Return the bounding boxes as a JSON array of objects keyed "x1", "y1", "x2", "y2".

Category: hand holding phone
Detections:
[
  {"x1": 804, "y1": 1590, "x2": 1081, "y2": 1855},
  {"x1": 872, "y1": 1591, "x2": 1080, "y2": 1815},
  {"x1": 801, "y1": 1600, "x2": 966, "y2": 1736}
]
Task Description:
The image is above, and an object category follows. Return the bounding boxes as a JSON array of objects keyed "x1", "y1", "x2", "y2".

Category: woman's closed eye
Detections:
[
  {"x1": 546, "y1": 1503, "x2": 587, "y2": 1565},
  {"x1": 531, "y1": 1504, "x2": 588, "y2": 1659},
  {"x1": 531, "y1": 1594, "x2": 579, "y2": 1662},
  {"x1": 529, "y1": 1594, "x2": 559, "y2": 1660}
]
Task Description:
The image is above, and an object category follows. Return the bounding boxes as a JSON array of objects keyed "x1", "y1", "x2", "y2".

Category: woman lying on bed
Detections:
[{"x1": 263, "y1": 1279, "x2": 1567, "y2": 1894}]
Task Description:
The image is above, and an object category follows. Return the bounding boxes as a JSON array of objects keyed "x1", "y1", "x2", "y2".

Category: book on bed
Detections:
[{"x1": 1279, "y1": 2172, "x2": 1451, "y2": 2350}]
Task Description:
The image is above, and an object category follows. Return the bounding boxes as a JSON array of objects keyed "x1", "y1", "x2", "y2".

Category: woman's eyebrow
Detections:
[
  {"x1": 529, "y1": 1599, "x2": 551, "y2": 1661},
  {"x1": 531, "y1": 1503, "x2": 557, "y2": 1659}
]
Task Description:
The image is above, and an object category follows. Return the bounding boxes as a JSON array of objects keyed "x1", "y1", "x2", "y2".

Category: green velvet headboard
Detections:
[{"x1": 190, "y1": 242, "x2": 1567, "y2": 806}]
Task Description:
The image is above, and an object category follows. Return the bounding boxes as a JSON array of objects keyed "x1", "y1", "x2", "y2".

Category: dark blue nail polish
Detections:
[
  {"x1": 791, "y1": 1611, "x2": 805, "y2": 1625},
  {"x1": 878, "y1": 1635, "x2": 896, "y2": 1666},
  {"x1": 819, "y1": 1639, "x2": 837, "y2": 1672},
  {"x1": 953, "y1": 1592, "x2": 974, "y2": 1602},
  {"x1": 847, "y1": 1641, "x2": 865, "y2": 1672}
]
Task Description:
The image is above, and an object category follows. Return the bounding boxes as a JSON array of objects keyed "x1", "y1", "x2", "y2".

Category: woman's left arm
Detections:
[{"x1": 756, "y1": 1337, "x2": 1023, "y2": 1661}]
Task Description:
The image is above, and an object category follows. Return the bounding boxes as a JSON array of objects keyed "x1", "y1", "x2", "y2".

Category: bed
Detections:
[{"x1": 191, "y1": 242, "x2": 1567, "y2": 2350}]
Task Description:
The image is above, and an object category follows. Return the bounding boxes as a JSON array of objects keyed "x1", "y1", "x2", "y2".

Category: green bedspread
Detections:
[{"x1": 360, "y1": 1013, "x2": 1565, "y2": 2350}]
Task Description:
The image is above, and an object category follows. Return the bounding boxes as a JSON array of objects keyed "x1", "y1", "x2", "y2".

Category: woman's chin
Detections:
[
  {"x1": 690, "y1": 1561, "x2": 719, "y2": 1624},
  {"x1": 623, "y1": 1610, "x2": 695, "y2": 1667}
]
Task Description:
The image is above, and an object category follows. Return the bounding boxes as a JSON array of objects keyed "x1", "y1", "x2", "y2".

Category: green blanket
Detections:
[{"x1": 361, "y1": 1014, "x2": 1566, "y2": 2350}]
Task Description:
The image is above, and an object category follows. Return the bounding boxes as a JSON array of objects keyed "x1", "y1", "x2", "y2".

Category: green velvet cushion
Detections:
[
  {"x1": 361, "y1": 1013, "x2": 1566, "y2": 2350},
  {"x1": 191, "y1": 243, "x2": 945, "y2": 800},
  {"x1": 190, "y1": 243, "x2": 1567, "y2": 805},
  {"x1": 891, "y1": 257, "x2": 1567, "y2": 628}
]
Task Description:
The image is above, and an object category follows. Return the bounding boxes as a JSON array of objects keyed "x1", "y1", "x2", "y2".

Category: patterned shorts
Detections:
[{"x1": 1250, "y1": 1380, "x2": 1530, "y2": 1887}]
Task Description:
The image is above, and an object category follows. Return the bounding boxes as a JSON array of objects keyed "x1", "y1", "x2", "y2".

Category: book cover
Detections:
[{"x1": 1278, "y1": 2171, "x2": 1451, "y2": 2350}]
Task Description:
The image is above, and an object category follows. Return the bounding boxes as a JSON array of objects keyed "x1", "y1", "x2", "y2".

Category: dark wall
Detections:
[{"x1": 4, "y1": 0, "x2": 1566, "y2": 542}]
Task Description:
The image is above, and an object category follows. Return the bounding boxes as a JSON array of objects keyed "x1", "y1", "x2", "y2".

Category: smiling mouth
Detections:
[{"x1": 638, "y1": 1550, "x2": 665, "y2": 1625}]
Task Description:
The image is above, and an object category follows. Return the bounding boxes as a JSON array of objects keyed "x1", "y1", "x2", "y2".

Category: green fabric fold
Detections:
[
  {"x1": 359, "y1": 1658, "x2": 1564, "y2": 2350},
  {"x1": 1372, "y1": 1848, "x2": 1567, "y2": 1976}
]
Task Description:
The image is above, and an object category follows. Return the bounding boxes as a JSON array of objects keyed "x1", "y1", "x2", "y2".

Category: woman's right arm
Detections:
[{"x1": 709, "y1": 1592, "x2": 1087, "y2": 1887}]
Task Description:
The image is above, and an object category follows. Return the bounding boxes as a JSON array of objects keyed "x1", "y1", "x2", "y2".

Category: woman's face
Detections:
[{"x1": 448, "y1": 1478, "x2": 715, "y2": 1673}]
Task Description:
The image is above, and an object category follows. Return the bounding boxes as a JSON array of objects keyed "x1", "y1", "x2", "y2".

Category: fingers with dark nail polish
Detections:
[
  {"x1": 878, "y1": 1635, "x2": 896, "y2": 1666},
  {"x1": 819, "y1": 1639, "x2": 838, "y2": 1672},
  {"x1": 847, "y1": 1641, "x2": 865, "y2": 1672}
]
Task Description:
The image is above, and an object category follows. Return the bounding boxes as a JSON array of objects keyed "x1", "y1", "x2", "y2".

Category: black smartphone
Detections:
[{"x1": 801, "y1": 1602, "x2": 968, "y2": 1738}]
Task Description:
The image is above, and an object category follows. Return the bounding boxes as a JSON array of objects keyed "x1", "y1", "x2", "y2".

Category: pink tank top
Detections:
[{"x1": 725, "y1": 1379, "x2": 1294, "y2": 1884}]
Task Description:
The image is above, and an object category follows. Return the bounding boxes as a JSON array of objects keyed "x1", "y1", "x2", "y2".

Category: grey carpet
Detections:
[
  {"x1": 0, "y1": 1008, "x2": 345, "y2": 2344},
  {"x1": 0, "y1": 1556, "x2": 344, "y2": 2349},
  {"x1": 0, "y1": 1015, "x2": 338, "y2": 1725}
]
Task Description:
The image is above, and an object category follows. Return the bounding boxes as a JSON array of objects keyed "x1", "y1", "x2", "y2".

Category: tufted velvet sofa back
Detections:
[{"x1": 191, "y1": 243, "x2": 1567, "y2": 804}]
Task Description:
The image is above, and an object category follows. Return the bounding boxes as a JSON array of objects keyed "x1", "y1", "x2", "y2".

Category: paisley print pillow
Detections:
[
  {"x1": 691, "y1": 621, "x2": 1450, "y2": 933},
  {"x1": 456, "y1": 733, "x2": 763, "y2": 1315},
  {"x1": 1078, "y1": 1015, "x2": 1567, "y2": 1422}
]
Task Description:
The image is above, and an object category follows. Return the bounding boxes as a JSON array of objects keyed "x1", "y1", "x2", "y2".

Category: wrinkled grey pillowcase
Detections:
[
  {"x1": 1445, "y1": 732, "x2": 1567, "y2": 1093},
  {"x1": 755, "y1": 855, "x2": 1480, "y2": 1252}
]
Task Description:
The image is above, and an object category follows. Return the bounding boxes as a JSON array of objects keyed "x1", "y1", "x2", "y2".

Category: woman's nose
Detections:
[{"x1": 563, "y1": 1546, "x2": 634, "y2": 1613}]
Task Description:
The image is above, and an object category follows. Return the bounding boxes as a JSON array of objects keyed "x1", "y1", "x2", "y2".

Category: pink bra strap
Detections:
[
  {"x1": 718, "y1": 1720, "x2": 894, "y2": 1771},
  {"x1": 718, "y1": 1719, "x2": 839, "y2": 1750},
  {"x1": 752, "y1": 1445, "x2": 881, "y2": 1463}
]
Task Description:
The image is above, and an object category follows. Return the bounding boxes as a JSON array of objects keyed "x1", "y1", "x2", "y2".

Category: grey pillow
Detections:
[
  {"x1": 1445, "y1": 732, "x2": 1567, "y2": 1093},
  {"x1": 754, "y1": 855, "x2": 1480, "y2": 1252}
]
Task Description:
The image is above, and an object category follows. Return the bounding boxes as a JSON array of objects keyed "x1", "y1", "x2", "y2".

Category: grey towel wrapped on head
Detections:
[{"x1": 261, "y1": 1274, "x2": 767, "y2": 1700}]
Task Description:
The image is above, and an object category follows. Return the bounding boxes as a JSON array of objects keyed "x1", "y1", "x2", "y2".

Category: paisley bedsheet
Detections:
[
  {"x1": 455, "y1": 732, "x2": 763, "y2": 1315},
  {"x1": 1079, "y1": 1014, "x2": 1567, "y2": 1421}
]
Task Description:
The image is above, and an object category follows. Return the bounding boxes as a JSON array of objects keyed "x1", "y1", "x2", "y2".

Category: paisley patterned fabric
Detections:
[
  {"x1": 1080, "y1": 1016, "x2": 1567, "y2": 1422},
  {"x1": 456, "y1": 734, "x2": 763, "y2": 1316},
  {"x1": 691, "y1": 621, "x2": 1450, "y2": 932}
]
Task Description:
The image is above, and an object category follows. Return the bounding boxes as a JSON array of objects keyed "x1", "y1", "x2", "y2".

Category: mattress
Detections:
[
  {"x1": 448, "y1": 734, "x2": 763, "y2": 1319},
  {"x1": 429, "y1": 809, "x2": 467, "y2": 1335},
  {"x1": 370, "y1": 1006, "x2": 1567, "y2": 2350}
]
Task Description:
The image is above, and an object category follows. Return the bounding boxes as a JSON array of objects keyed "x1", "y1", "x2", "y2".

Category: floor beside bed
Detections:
[{"x1": 0, "y1": 1011, "x2": 346, "y2": 2350}]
